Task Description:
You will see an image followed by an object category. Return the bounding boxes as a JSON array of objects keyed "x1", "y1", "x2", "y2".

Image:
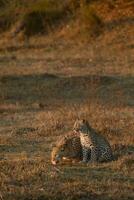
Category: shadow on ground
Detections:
[{"x1": 0, "y1": 73, "x2": 134, "y2": 110}]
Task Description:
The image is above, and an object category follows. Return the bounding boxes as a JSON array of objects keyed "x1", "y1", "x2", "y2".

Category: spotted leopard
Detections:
[
  {"x1": 51, "y1": 131, "x2": 82, "y2": 165},
  {"x1": 73, "y1": 119, "x2": 113, "y2": 163}
]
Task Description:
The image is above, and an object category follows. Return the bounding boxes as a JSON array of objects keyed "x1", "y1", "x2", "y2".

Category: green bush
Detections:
[
  {"x1": 22, "y1": 11, "x2": 44, "y2": 36},
  {"x1": 0, "y1": 0, "x2": 103, "y2": 38},
  {"x1": 0, "y1": 0, "x2": 23, "y2": 32},
  {"x1": 0, "y1": 8, "x2": 16, "y2": 32},
  {"x1": 19, "y1": 0, "x2": 66, "y2": 36},
  {"x1": 0, "y1": 0, "x2": 4, "y2": 7}
]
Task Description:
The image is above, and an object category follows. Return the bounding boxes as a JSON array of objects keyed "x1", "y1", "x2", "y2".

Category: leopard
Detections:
[
  {"x1": 73, "y1": 119, "x2": 113, "y2": 164},
  {"x1": 51, "y1": 131, "x2": 82, "y2": 165}
]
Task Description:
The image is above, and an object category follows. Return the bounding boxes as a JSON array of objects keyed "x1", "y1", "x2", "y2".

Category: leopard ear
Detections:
[
  {"x1": 82, "y1": 119, "x2": 86, "y2": 123},
  {"x1": 64, "y1": 136, "x2": 68, "y2": 141},
  {"x1": 82, "y1": 119, "x2": 89, "y2": 126}
]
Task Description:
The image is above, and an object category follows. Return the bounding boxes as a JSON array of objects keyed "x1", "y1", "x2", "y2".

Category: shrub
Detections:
[
  {"x1": 0, "y1": 0, "x2": 4, "y2": 7},
  {"x1": 79, "y1": 5, "x2": 103, "y2": 37},
  {"x1": 0, "y1": 9, "x2": 15, "y2": 32},
  {"x1": 22, "y1": 12, "x2": 44, "y2": 36},
  {"x1": 0, "y1": 0, "x2": 23, "y2": 32},
  {"x1": 0, "y1": 0, "x2": 103, "y2": 39},
  {"x1": 17, "y1": 0, "x2": 66, "y2": 36}
]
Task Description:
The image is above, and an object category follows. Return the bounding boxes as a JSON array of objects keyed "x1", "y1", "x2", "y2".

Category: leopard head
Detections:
[
  {"x1": 51, "y1": 147, "x2": 65, "y2": 165},
  {"x1": 51, "y1": 134, "x2": 81, "y2": 165},
  {"x1": 73, "y1": 119, "x2": 91, "y2": 133}
]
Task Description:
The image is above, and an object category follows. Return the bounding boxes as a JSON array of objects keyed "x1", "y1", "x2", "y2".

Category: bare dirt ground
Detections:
[{"x1": 0, "y1": 17, "x2": 134, "y2": 200}]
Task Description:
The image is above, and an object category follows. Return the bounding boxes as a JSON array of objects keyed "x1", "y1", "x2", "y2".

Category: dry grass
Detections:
[
  {"x1": 0, "y1": 0, "x2": 103, "y2": 39},
  {"x1": 0, "y1": 1, "x2": 134, "y2": 200}
]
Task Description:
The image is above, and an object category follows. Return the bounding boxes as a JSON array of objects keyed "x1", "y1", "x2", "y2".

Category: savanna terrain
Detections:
[{"x1": 0, "y1": 0, "x2": 134, "y2": 200}]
